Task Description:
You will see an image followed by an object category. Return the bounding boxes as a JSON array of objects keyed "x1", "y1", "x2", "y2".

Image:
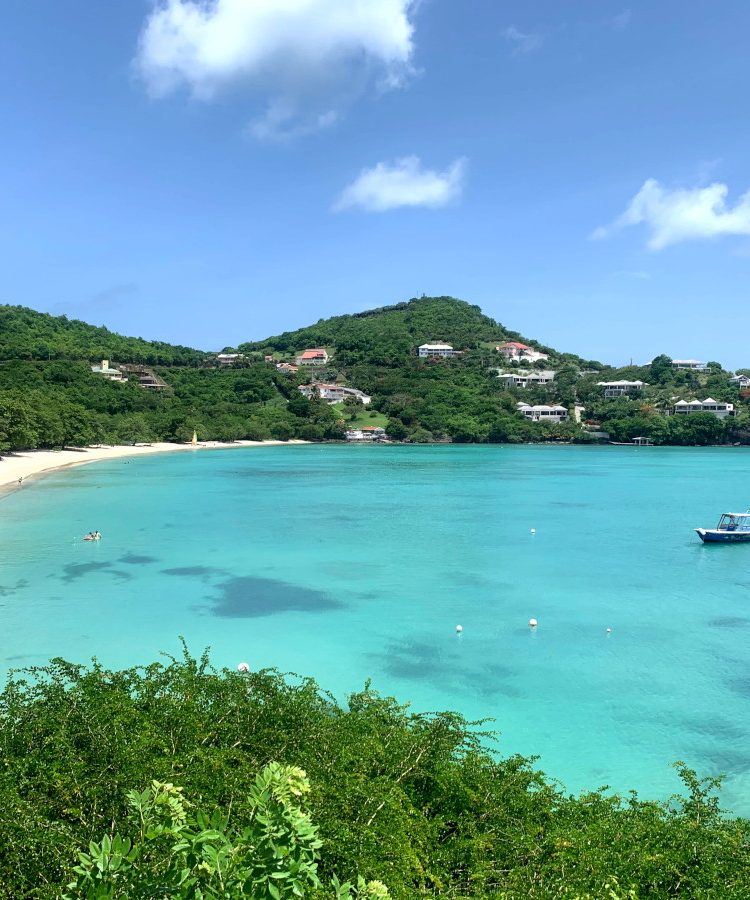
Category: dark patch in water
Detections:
[
  {"x1": 708, "y1": 616, "x2": 750, "y2": 629},
  {"x1": 371, "y1": 639, "x2": 522, "y2": 700},
  {"x1": 729, "y1": 677, "x2": 750, "y2": 698},
  {"x1": 162, "y1": 566, "x2": 224, "y2": 578},
  {"x1": 58, "y1": 562, "x2": 113, "y2": 583},
  {"x1": 376, "y1": 640, "x2": 448, "y2": 681},
  {"x1": 120, "y1": 553, "x2": 159, "y2": 565},
  {"x1": 0, "y1": 578, "x2": 28, "y2": 597},
  {"x1": 111, "y1": 569, "x2": 134, "y2": 583},
  {"x1": 691, "y1": 745, "x2": 750, "y2": 775},
  {"x1": 549, "y1": 501, "x2": 591, "y2": 509},
  {"x1": 677, "y1": 714, "x2": 747, "y2": 742},
  {"x1": 211, "y1": 576, "x2": 341, "y2": 618}
]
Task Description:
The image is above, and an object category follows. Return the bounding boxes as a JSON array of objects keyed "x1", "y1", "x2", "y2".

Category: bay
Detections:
[{"x1": 1, "y1": 443, "x2": 749, "y2": 813}]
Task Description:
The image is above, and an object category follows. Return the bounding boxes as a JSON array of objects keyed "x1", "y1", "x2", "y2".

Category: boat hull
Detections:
[{"x1": 695, "y1": 528, "x2": 750, "y2": 543}]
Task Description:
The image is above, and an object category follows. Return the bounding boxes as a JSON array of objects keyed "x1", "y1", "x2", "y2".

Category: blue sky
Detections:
[{"x1": 2, "y1": 1, "x2": 750, "y2": 366}]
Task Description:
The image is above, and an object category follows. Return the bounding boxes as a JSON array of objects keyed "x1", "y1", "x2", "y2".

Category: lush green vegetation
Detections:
[
  {"x1": 0, "y1": 647, "x2": 747, "y2": 899},
  {"x1": 0, "y1": 305, "x2": 207, "y2": 366},
  {"x1": 2, "y1": 298, "x2": 749, "y2": 449}
]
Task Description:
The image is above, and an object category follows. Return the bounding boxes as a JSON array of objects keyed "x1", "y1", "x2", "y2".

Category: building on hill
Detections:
[
  {"x1": 496, "y1": 370, "x2": 556, "y2": 388},
  {"x1": 730, "y1": 374, "x2": 750, "y2": 388},
  {"x1": 215, "y1": 353, "x2": 245, "y2": 367},
  {"x1": 296, "y1": 348, "x2": 329, "y2": 366},
  {"x1": 417, "y1": 342, "x2": 460, "y2": 359},
  {"x1": 299, "y1": 383, "x2": 371, "y2": 405},
  {"x1": 496, "y1": 341, "x2": 549, "y2": 363},
  {"x1": 346, "y1": 427, "x2": 386, "y2": 442},
  {"x1": 90, "y1": 360, "x2": 127, "y2": 382},
  {"x1": 517, "y1": 402, "x2": 568, "y2": 423},
  {"x1": 276, "y1": 362, "x2": 299, "y2": 374},
  {"x1": 672, "y1": 399, "x2": 734, "y2": 418},
  {"x1": 671, "y1": 359, "x2": 709, "y2": 371},
  {"x1": 597, "y1": 380, "x2": 646, "y2": 398}
]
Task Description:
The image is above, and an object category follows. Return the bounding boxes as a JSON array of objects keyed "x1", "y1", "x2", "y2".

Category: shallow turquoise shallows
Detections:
[{"x1": 2, "y1": 444, "x2": 750, "y2": 812}]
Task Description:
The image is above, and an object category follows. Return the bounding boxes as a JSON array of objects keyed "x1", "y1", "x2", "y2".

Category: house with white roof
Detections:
[
  {"x1": 497, "y1": 370, "x2": 556, "y2": 388},
  {"x1": 672, "y1": 399, "x2": 734, "y2": 419},
  {"x1": 299, "y1": 384, "x2": 371, "y2": 405},
  {"x1": 517, "y1": 402, "x2": 568, "y2": 423},
  {"x1": 671, "y1": 359, "x2": 709, "y2": 371},
  {"x1": 496, "y1": 341, "x2": 549, "y2": 363},
  {"x1": 598, "y1": 380, "x2": 646, "y2": 398},
  {"x1": 215, "y1": 353, "x2": 245, "y2": 367},
  {"x1": 730, "y1": 374, "x2": 750, "y2": 388},
  {"x1": 90, "y1": 360, "x2": 127, "y2": 382},
  {"x1": 418, "y1": 342, "x2": 460, "y2": 358}
]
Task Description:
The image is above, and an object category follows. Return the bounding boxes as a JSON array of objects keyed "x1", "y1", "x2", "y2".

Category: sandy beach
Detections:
[{"x1": 0, "y1": 440, "x2": 304, "y2": 493}]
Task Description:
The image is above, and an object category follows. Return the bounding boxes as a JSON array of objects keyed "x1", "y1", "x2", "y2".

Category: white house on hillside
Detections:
[
  {"x1": 517, "y1": 402, "x2": 568, "y2": 423},
  {"x1": 299, "y1": 383, "x2": 371, "y2": 405},
  {"x1": 671, "y1": 359, "x2": 709, "y2": 371},
  {"x1": 296, "y1": 349, "x2": 329, "y2": 366},
  {"x1": 597, "y1": 380, "x2": 646, "y2": 398},
  {"x1": 730, "y1": 374, "x2": 750, "y2": 388},
  {"x1": 418, "y1": 342, "x2": 460, "y2": 358},
  {"x1": 91, "y1": 360, "x2": 127, "y2": 382},
  {"x1": 672, "y1": 399, "x2": 734, "y2": 419},
  {"x1": 497, "y1": 370, "x2": 556, "y2": 388}
]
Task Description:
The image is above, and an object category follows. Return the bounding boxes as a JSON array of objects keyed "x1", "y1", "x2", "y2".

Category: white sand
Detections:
[{"x1": 0, "y1": 440, "x2": 305, "y2": 492}]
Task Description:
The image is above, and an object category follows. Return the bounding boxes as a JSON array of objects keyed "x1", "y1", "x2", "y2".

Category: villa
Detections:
[
  {"x1": 598, "y1": 380, "x2": 646, "y2": 398},
  {"x1": 215, "y1": 353, "x2": 245, "y2": 367},
  {"x1": 90, "y1": 360, "x2": 127, "y2": 382},
  {"x1": 671, "y1": 359, "x2": 709, "y2": 372},
  {"x1": 497, "y1": 370, "x2": 556, "y2": 388},
  {"x1": 296, "y1": 348, "x2": 329, "y2": 366},
  {"x1": 517, "y1": 402, "x2": 568, "y2": 423},
  {"x1": 346, "y1": 427, "x2": 386, "y2": 442},
  {"x1": 418, "y1": 342, "x2": 460, "y2": 358},
  {"x1": 276, "y1": 362, "x2": 299, "y2": 374},
  {"x1": 672, "y1": 399, "x2": 734, "y2": 419},
  {"x1": 730, "y1": 374, "x2": 750, "y2": 388},
  {"x1": 496, "y1": 341, "x2": 549, "y2": 363},
  {"x1": 299, "y1": 383, "x2": 371, "y2": 405}
]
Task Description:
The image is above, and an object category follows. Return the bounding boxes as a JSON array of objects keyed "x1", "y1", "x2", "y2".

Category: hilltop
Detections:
[
  {"x1": 241, "y1": 296, "x2": 564, "y2": 366},
  {"x1": 0, "y1": 305, "x2": 207, "y2": 366}
]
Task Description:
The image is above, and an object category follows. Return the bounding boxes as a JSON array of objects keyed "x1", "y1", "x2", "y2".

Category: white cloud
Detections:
[
  {"x1": 246, "y1": 98, "x2": 338, "y2": 142},
  {"x1": 504, "y1": 26, "x2": 543, "y2": 55},
  {"x1": 592, "y1": 179, "x2": 750, "y2": 250},
  {"x1": 334, "y1": 156, "x2": 467, "y2": 212},
  {"x1": 136, "y1": 0, "x2": 415, "y2": 96}
]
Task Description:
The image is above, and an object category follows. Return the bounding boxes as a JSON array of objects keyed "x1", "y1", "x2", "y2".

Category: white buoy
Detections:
[
  {"x1": 530, "y1": 528, "x2": 536, "y2": 534},
  {"x1": 606, "y1": 627, "x2": 612, "y2": 634},
  {"x1": 237, "y1": 662, "x2": 250, "y2": 672},
  {"x1": 455, "y1": 624, "x2": 463, "y2": 634},
  {"x1": 528, "y1": 618, "x2": 538, "y2": 628}
]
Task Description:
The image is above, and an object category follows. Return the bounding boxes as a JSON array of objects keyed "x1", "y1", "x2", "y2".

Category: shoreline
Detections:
[{"x1": 0, "y1": 440, "x2": 307, "y2": 494}]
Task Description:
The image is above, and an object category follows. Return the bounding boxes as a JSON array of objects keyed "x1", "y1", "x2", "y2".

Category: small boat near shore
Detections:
[{"x1": 696, "y1": 512, "x2": 750, "y2": 543}]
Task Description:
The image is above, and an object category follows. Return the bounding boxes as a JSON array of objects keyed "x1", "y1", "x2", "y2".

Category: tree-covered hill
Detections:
[
  {"x1": 0, "y1": 305, "x2": 207, "y2": 366},
  {"x1": 240, "y1": 296, "x2": 556, "y2": 367}
]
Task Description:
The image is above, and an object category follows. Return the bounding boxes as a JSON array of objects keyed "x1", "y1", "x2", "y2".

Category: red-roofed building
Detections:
[
  {"x1": 496, "y1": 341, "x2": 549, "y2": 363},
  {"x1": 296, "y1": 348, "x2": 329, "y2": 366}
]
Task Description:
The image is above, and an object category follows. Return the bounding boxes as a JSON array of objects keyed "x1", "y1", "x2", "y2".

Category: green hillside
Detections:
[
  {"x1": 0, "y1": 304, "x2": 207, "y2": 366},
  {"x1": 1, "y1": 297, "x2": 749, "y2": 450},
  {"x1": 241, "y1": 295, "x2": 554, "y2": 366}
]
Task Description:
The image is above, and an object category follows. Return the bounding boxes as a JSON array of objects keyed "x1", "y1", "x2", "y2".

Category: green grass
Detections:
[{"x1": 331, "y1": 404, "x2": 388, "y2": 428}]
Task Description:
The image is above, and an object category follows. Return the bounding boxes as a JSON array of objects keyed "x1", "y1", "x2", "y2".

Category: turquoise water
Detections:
[{"x1": 2, "y1": 444, "x2": 750, "y2": 812}]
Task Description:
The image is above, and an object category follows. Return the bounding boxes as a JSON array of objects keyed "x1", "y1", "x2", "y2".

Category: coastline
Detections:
[{"x1": 0, "y1": 440, "x2": 307, "y2": 494}]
